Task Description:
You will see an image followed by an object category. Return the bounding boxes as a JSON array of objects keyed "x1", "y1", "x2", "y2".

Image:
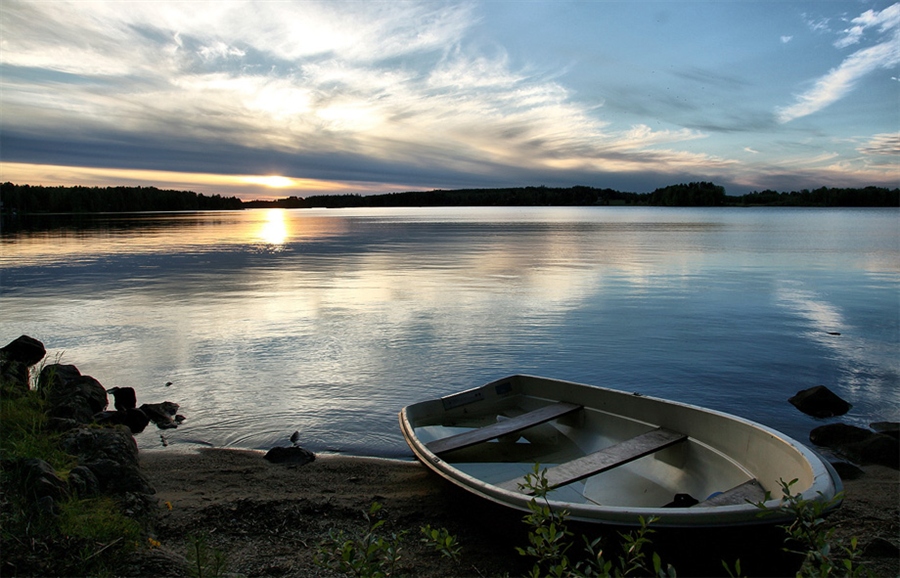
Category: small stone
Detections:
[{"x1": 264, "y1": 446, "x2": 316, "y2": 466}]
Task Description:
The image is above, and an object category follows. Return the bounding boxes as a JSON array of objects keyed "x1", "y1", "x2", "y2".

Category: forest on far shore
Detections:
[{"x1": 2, "y1": 181, "x2": 897, "y2": 214}]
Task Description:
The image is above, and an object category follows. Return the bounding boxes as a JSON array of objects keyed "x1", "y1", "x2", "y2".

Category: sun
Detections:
[{"x1": 243, "y1": 175, "x2": 296, "y2": 188}]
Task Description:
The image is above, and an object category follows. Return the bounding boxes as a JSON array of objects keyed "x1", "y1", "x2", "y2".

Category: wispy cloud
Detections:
[
  {"x1": 777, "y1": 3, "x2": 900, "y2": 123},
  {"x1": 0, "y1": 0, "x2": 713, "y2": 187},
  {"x1": 858, "y1": 132, "x2": 900, "y2": 156}
]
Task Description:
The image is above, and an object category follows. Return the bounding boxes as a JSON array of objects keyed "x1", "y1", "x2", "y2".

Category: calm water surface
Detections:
[{"x1": 2, "y1": 207, "x2": 898, "y2": 456}]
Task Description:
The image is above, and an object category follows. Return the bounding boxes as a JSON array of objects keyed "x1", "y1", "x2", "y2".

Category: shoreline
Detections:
[{"x1": 141, "y1": 447, "x2": 898, "y2": 577}]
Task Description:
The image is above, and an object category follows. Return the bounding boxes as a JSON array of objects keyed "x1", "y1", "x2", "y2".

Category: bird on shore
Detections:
[{"x1": 290, "y1": 431, "x2": 301, "y2": 446}]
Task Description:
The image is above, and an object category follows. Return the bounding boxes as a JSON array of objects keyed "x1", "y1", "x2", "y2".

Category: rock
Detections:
[
  {"x1": 870, "y1": 421, "x2": 899, "y2": 440},
  {"x1": 67, "y1": 465, "x2": 101, "y2": 498},
  {"x1": 863, "y1": 536, "x2": 900, "y2": 558},
  {"x1": 264, "y1": 446, "x2": 316, "y2": 465},
  {"x1": 83, "y1": 459, "x2": 155, "y2": 495},
  {"x1": 35, "y1": 495, "x2": 60, "y2": 518},
  {"x1": 116, "y1": 546, "x2": 189, "y2": 578},
  {"x1": 37, "y1": 363, "x2": 81, "y2": 390},
  {"x1": 788, "y1": 385, "x2": 852, "y2": 418},
  {"x1": 95, "y1": 408, "x2": 151, "y2": 434},
  {"x1": 45, "y1": 417, "x2": 81, "y2": 433},
  {"x1": 140, "y1": 402, "x2": 180, "y2": 429},
  {"x1": 46, "y1": 375, "x2": 109, "y2": 424},
  {"x1": 107, "y1": 386, "x2": 137, "y2": 411},
  {"x1": 0, "y1": 335, "x2": 46, "y2": 366},
  {"x1": 810, "y1": 424, "x2": 874, "y2": 447},
  {"x1": 844, "y1": 434, "x2": 899, "y2": 469},
  {"x1": 39, "y1": 364, "x2": 109, "y2": 425},
  {"x1": 20, "y1": 458, "x2": 69, "y2": 502},
  {"x1": 810, "y1": 424, "x2": 899, "y2": 469},
  {"x1": 0, "y1": 360, "x2": 30, "y2": 394},
  {"x1": 829, "y1": 460, "x2": 865, "y2": 480},
  {"x1": 60, "y1": 425, "x2": 140, "y2": 469}
]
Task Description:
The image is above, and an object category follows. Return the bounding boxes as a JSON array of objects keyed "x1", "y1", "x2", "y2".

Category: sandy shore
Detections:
[{"x1": 140, "y1": 448, "x2": 898, "y2": 577}]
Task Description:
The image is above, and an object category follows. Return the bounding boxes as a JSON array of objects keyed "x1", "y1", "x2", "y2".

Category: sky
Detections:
[{"x1": 1, "y1": 1, "x2": 898, "y2": 200}]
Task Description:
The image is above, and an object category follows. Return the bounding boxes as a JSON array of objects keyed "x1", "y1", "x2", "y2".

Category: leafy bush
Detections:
[
  {"x1": 759, "y1": 479, "x2": 870, "y2": 578},
  {"x1": 315, "y1": 502, "x2": 407, "y2": 578}
]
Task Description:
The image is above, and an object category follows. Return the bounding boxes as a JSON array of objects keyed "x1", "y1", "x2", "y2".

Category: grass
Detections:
[{"x1": 0, "y1": 361, "x2": 151, "y2": 577}]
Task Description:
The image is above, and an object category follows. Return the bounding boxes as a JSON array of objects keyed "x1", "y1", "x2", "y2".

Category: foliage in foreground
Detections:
[
  {"x1": 318, "y1": 465, "x2": 873, "y2": 578},
  {"x1": 759, "y1": 479, "x2": 870, "y2": 578}
]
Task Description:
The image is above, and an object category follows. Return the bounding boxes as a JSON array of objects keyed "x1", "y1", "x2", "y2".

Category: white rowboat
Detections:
[{"x1": 399, "y1": 375, "x2": 842, "y2": 527}]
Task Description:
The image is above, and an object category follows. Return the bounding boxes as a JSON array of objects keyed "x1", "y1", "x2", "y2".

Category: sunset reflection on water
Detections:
[{"x1": 257, "y1": 209, "x2": 289, "y2": 245}]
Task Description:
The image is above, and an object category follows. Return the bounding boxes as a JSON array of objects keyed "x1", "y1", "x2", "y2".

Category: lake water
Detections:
[{"x1": 1, "y1": 206, "x2": 898, "y2": 457}]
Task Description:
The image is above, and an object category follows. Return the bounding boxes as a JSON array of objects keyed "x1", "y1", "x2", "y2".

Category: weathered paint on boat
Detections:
[{"x1": 399, "y1": 374, "x2": 842, "y2": 527}]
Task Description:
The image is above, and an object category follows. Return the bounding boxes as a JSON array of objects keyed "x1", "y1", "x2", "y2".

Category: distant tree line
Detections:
[
  {"x1": 0, "y1": 182, "x2": 243, "y2": 214},
  {"x1": 246, "y1": 182, "x2": 898, "y2": 209},
  {"x1": 2, "y1": 181, "x2": 897, "y2": 214},
  {"x1": 735, "y1": 186, "x2": 898, "y2": 207}
]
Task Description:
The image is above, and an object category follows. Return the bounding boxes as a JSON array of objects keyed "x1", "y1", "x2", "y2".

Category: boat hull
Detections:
[{"x1": 399, "y1": 374, "x2": 842, "y2": 527}]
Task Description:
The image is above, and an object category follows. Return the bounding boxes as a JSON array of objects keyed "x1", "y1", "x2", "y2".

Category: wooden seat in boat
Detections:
[
  {"x1": 498, "y1": 427, "x2": 688, "y2": 494},
  {"x1": 694, "y1": 479, "x2": 766, "y2": 507},
  {"x1": 425, "y1": 402, "x2": 583, "y2": 455}
]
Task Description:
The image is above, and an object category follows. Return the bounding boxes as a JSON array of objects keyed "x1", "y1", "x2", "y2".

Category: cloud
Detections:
[
  {"x1": 777, "y1": 4, "x2": 900, "y2": 123},
  {"x1": 781, "y1": 35, "x2": 793, "y2": 44},
  {"x1": 858, "y1": 132, "x2": 900, "y2": 156},
  {"x1": 834, "y1": 3, "x2": 900, "y2": 48},
  {"x1": 0, "y1": 0, "x2": 720, "y2": 189}
]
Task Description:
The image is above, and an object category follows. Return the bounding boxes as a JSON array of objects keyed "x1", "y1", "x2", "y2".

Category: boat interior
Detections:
[{"x1": 410, "y1": 391, "x2": 766, "y2": 509}]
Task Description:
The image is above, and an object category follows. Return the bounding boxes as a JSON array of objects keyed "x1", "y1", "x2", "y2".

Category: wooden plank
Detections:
[
  {"x1": 425, "y1": 402, "x2": 583, "y2": 455},
  {"x1": 498, "y1": 428, "x2": 687, "y2": 494},
  {"x1": 694, "y1": 479, "x2": 765, "y2": 507}
]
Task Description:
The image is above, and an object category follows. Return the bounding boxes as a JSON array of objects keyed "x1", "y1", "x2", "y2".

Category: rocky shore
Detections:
[{"x1": 1, "y1": 335, "x2": 897, "y2": 577}]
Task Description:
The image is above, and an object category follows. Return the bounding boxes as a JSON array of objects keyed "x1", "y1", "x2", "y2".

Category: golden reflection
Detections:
[{"x1": 258, "y1": 209, "x2": 289, "y2": 245}]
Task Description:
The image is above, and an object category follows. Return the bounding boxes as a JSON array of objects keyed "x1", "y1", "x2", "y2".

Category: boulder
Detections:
[
  {"x1": 264, "y1": 446, "x2": 316, "y2": 466},
  {"x1": 844, "y1": 434, "x2": 899, "y2": 469},
  {"x1": 0, "y1": 335, "x2": 46, "y2": 366},
  {"x1": 20, "y1": 458, "x2": 69, "y2": 502},
  {"x1": 60, "y1": 425, "x2": 140, "y2": 469},
  {"x1": 94, "y1": 408, "x2": 151, "y2": 434},
  {"x1": 46, "y1": 375, "x2": 109, "y2": 424},
  {"x1": 870, "y1": 421, "x2": 899, "y2": 440},
  {"x1": 82, "y1": 459, "x2": 155, "y2": 495},
  {"x1": 788, "y1": 385, "x2": 852, "y2": 418},
  {"x1": 828, "y1": 460, "x2": 865, "y2": 480},
  {"x1": 0, "y1": 359, "x2": 30, "y2": 393},
  {"x1": 140, "y1": 402, "x2": 180, "y2": 429},
  {"x1": 810, "y1": 423, "x2": 899, "y2": 469},
  {"x1": 107, "y1": 386, "x2": 137, "y2": 411},
  {"x1": 863, "y1": 536, "x2": 900, "y2": 558},
  {"x1": 810, "y1": 423, "x2": 873, "y2": 447},
  {"x1": 37, "y1": 363, "x2": 81, "y2": 391},
  {"x1": 67, "y1": 465, "x2": 101, "y2": 498}
]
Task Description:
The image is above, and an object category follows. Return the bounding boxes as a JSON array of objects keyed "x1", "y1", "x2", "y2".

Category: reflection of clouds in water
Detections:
[{"x1": 774, "y1": 280, "x2": 897, "y2": 406}]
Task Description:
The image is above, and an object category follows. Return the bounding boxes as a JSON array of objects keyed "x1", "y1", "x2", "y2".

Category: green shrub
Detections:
[
  {"x1": 759, "y1": 479, "x2": 871, "y2": 578},
  {"x1": 315, "y1": 502, "x2": 407, "y2": 578}
]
